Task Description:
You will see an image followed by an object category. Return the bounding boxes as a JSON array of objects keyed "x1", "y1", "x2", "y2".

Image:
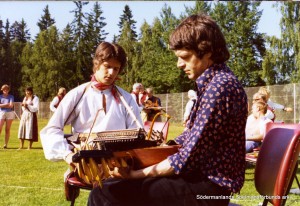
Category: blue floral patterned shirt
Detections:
[{"x1": 168, "y1": 63, "x2": 248, "y2": 193}]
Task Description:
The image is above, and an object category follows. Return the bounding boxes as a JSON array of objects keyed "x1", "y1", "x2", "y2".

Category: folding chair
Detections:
[
  {"x1": 255, "y1": 128, "x2": 300, "y2": 206},
  {"x1": 245, "y1": 122, "x2": 300, "y2": 190},
  {"x1": 230, "y1": 128, "x2": 300, "y2": 206}
]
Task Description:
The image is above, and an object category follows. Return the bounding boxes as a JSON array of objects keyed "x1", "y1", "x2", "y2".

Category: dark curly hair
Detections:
[{"x1": 169, "y1": 14, "x2": 230, "y2": 63}]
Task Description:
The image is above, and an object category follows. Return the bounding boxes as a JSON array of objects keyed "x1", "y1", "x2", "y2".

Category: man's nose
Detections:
[
  {"x1": 177, "y1": 60, "x2": 185, "y2": 69},
  {"x1": 107, "y1": 68, "x2": 114, "y2": 74}
]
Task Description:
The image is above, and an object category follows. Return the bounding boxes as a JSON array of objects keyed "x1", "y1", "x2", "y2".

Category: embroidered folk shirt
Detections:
[
  {"x1": 40, "y1": 82, "x2": 143, "y2": 161},
  {"x1": 168, "y1": 63, "x2": 248, "y2": 193}
]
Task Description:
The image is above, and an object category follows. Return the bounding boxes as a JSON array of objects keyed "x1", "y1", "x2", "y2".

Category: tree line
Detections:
[{"x1": 0, "y1": 1, "x2": 299, "y2": 101}]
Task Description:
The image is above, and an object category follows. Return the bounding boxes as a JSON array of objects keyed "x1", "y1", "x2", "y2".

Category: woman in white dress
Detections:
[{"x1": 18, "y1": 86, "x2": 39, "y2": 149}]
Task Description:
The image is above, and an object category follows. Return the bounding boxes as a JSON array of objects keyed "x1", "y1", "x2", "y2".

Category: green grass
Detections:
[
  {"x1": 0, "y1": 119, "x2": 89, "y2": 206},
  {"x1": 0, "y1": 120, "x2": 300, "y2": 205}
]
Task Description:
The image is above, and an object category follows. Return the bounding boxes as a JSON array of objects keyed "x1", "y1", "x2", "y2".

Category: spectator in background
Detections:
[
  {"x1": 0, "y1": 84, "x2": 15, "y2": 149},
  {"x1": 131, "y1": 83, "x2": 142, "y2": 107},
  {"x1": 18, "y1": 86, "x2": 39, "y2": 150},
  {"x1": 144, "y1": 87, "x2": 162, "y2": 122},
  {"x1": 139, "y1": 84, "x2": 148, "y2": 122},
  {"x1": 252, "y1": 92, "x2": 275, "y2": 121},
  {"x1": 139, "y1": 84, "x2": 148, "y2": 106},
  {"x1": 245, "y1": 101, "x2": 272, "y2": 153},
  {"x1": 258, "y1": 87, "x2": 293, "y2": 112},
  {"x1": 49, "y1": 87, "x2": 67, "y2": 113},
  {"x1": 183, "y1": 90, "x2": 197, "y2": 127}
]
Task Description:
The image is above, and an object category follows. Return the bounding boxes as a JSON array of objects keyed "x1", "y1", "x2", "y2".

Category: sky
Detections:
[{"x1": 0, "y1": 1, "x2": 281, "y2": 41}]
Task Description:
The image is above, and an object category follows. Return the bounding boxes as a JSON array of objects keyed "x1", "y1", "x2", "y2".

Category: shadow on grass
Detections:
[{"x1": 1, "y1": 147, "x2": 43, "y2": 150}]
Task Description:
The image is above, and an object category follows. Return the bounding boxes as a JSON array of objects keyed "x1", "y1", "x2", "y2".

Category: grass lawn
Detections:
[{"x1": 0, "y1": 120, "x2": 299, "y2": 205}]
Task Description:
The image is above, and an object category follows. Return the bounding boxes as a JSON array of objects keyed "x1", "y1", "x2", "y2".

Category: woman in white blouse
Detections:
[
  {"x1": 245, "y1": 101, "x2": 272, "y2": 153},
  {"x1": 40, "y1": 42, "x2": 142, "y2": 164},
  {"x1": 49, "y1": 87, "x2": 67, "y2": 113},
  {"x1": 18, "y1": 86, "x2": 39, "y2": 149}
]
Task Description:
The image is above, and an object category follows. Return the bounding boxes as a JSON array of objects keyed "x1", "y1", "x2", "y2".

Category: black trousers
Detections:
[{"x1": 87, "y1": 175, "x2": 231, "y2": 206}]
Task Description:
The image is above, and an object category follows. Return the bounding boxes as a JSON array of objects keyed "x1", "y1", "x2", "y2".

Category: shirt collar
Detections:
[{"x1": 195, "y1": 63, "x2": 229, "y2": 95}]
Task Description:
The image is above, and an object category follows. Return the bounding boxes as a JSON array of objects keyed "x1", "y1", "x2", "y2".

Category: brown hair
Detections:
[
  {"x1": 57, "y1": 87, "x2": 66, "y2": 96},
  {"x1": 169, "y1": 14, "x2": 229, "y2": 63},
  {"x1": 252, "y1": 92, "x2": 267, "y2": 103},
  {"x1": 258, "y1": 87, "x2": 270, "y2": 97},
  {"x1": 92, "y1": 42, "x2": 127, "y2": 73},
  {"x1": 26, "y1": 86, "x2": 33, "y2": 94},
  {"x1": 254, "y1": 101, "x2": 268, "y2": 114},
  {"x1": 1, "y1": 84, "x2": 10, "y2": 91}
]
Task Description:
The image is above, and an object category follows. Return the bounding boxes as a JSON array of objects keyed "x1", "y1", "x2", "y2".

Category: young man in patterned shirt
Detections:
[{"x1": 88, "y1": 14, "x2": 248, "y2": 206}]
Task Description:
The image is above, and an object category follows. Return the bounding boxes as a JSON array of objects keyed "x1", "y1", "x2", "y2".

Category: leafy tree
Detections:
[
  {"x1": 158, "y1": 5, "x2": 193, "y2": 93},
  {"x1": 0, "y1": 18, "x2": 5, "y2": 84},
  {"x1": 37, "y1": 5, "x2": 55, "y2": 32},
  {"x1": 135, "y1": 19, "x2": 162, "y2": 90},
  {"x1": 0, "y1": 19, "x2": 4, "y2": 47},
  {"x1": 116, "y1": 4, "x2": 140, "y2": 91},
  {"x1": 261, "y1": 2, "x2": 300, "y2": 85},
  {"x1": 71, "y1": 1, "x2": 89, "y2": 43},
  {"x1": 85, "y1": 2, "x2": 108, "y2": 50},
  {"x1": 0, "y1": 18, "x2": 4, "y2": 42},
  {"x1": 117, "y1": 21, "x2": 136, "y2": 91},
  {"x1": 2, "y1": 1, "x2": 294, "y2": 100},
  {"x1": 22, "y1": 26, "x2": 63, "y2": 101},
  {"x1": 10, "y1": 19, "x2": 31, "y2": 43},
  {"x1": 212, "y1": 1, "x2": 266, "y2": 86},
  {"x1": 278, "y1": 2, "x2": 300, "y2": 82},
  {"x1": 9, "y1": 19, "x2": 30, "y2": 99},
  {"x1": 82, "y1": 2, "x2": 108, "y2": 81},
  {"x1": 20, "y1": 42, "x2": 34, "y2": 93},
  {"x1": 262, "y1": 36, "x2": 284, "y2": 84},
  {"x1": 59, "y1": 23, "x2": 78, "y2": 90},
  {"x1": 182, "y1": 1, "x2": 212, "y2": 17},
  {"x1": 1, "y1": 20, "x2": 14, "y2": 94},
  {"x1": 136, "y1": 17, "x2": 185, "y2": 94},
  {"x1": 159, "y1": 4, "x2": 180, "y2": 46},
  {"x1": 135, "y1": 5, "x2": 192, "y2": 93},
  {"x1": 117, "y1": 5, "x2": 137, "y2": 41},
  {"x1": 70, "y1": 1, "x2": 89, "y2": 83},
  {"x1": 112, "y1": 35, "x2": 118, "y2": 43}
]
